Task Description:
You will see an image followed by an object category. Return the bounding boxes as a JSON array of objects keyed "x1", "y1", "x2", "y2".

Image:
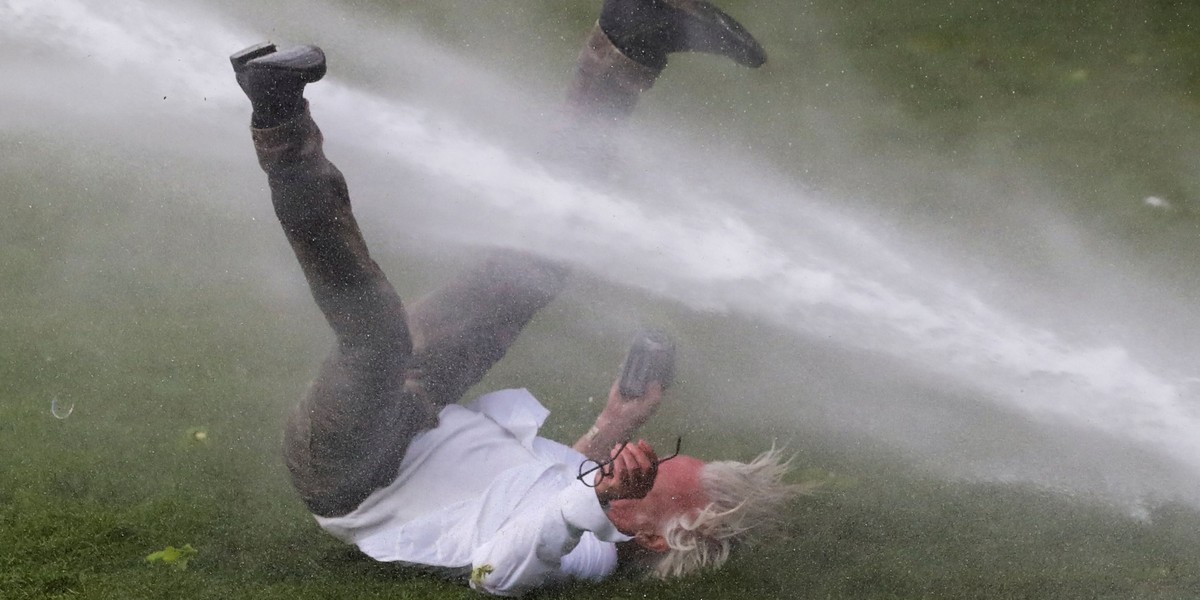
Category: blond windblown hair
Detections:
[{"x1": 650, "y1": 445, "x2": 810, "y2": 579}]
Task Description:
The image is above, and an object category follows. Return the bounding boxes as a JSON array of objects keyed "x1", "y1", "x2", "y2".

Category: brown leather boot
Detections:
[
  {"x1": 566, "y1": 0, "x2": 766, "y2": 121},
  {"x1": 231, "y1": 42, "x2": 327, "y2": 128},
  {"x1": 600, "y1": 0, "x2": 767, "y2": 70}
]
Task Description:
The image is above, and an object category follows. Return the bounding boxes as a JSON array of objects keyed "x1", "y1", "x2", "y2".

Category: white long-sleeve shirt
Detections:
[{"x1": 314, "y1": 388, "x2": 631, "y2": 596}]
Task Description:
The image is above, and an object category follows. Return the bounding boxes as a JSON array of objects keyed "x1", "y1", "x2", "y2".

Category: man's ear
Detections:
[{"x1": 634, "y1": 531, "x2": 669, "y2": 554}]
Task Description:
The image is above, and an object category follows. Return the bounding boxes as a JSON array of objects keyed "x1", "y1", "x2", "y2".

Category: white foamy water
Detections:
[{"x1": 5, "y1": 0, "x2": 1198, "y2": 504}]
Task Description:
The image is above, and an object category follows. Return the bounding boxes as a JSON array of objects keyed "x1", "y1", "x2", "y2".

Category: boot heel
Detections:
[{"x1": 230, "y1": 42, "x2": 277, "y2": 72}]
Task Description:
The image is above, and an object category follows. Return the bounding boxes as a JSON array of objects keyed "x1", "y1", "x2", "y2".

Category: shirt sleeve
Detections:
[
  {"x1": 467, "y1": 467, "x2": 625, "y2": 597},
  {"x1": 559, "y1": 532, "x2": 619, "y2": 581}
]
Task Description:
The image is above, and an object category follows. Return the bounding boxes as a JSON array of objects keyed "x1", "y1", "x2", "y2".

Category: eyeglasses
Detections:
[{"x1": 577, "y1": 436, "x2": 682, "y2": 488}]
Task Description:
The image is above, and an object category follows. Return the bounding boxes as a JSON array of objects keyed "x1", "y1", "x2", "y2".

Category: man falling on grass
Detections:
[{"x1": 232, "y1": 0, "x2": 801, "y2": 595}]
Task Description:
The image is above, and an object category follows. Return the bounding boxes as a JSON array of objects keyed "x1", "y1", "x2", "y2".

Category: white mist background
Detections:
[{"x1": 4, "y1": 0, "x2": 1199, "y2": 511}]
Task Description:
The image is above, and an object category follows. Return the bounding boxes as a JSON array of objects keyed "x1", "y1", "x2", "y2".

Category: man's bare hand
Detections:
[
  {"x1": 573, "y1": 330, "x2": 674, "y2": 462},
  {"x1": 572, "y1": 382, "x2": 664, "y2": 462},
  {"x1": 599, "y1": 379, "x2": 664, "y2": 434},
  {"x1": 594, "y1": 440, "x2": 659, "y2": 504}
]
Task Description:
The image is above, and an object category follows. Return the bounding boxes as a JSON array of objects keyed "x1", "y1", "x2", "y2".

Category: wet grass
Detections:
[{"x1": 6, "y1": 0, "x2": 1200, "y2": 598}]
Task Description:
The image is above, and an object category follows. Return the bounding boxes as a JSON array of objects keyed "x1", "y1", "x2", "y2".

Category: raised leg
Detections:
[
  {"x1": 406, "y1": 0, "x2": 767, "y2": 406},
  {"x1": 405, "y1": 251, "x2": 569, "y2": 408},
  {"x1": 258, "y1": 111, "x2": 439, "y2": 517},
  {"x1": 398, "y1": 26, "x2": 655, "y2": 406},
  {"x1": 236, "y1": 45, "x2": 438, "y2": 517}
]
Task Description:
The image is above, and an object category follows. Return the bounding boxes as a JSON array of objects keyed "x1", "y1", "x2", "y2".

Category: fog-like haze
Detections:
[{"x1": 5, "y1": 0, "x2": 1199, "y2": 511}]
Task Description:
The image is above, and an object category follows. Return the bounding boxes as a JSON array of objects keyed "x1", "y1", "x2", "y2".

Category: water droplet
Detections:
[
  {"x1": 186, "y1": 427, "x2": 209, "y2": 444},
  {"x1": 1143, "y1": 196, "x2": 1171, "y2": 209},
  {"x1": 51, "y1": 397, "x2": 75, "y2": 419}
]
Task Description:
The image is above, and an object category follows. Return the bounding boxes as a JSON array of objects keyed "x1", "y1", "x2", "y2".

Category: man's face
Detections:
[{"x1": 606, "y1": 454, "x2": 707, "y2": 550}]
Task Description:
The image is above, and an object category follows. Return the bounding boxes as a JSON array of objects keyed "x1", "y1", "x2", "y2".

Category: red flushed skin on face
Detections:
[{"x1": 605, "y1": 455, "x2": 707, "y2": 546}]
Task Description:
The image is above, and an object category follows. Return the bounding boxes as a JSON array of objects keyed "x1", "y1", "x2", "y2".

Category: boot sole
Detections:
[
  {"x1": 230, "y1": 42, "x2": 326, "y2": 82},
  {"x1": 677, "y1": 0, "x2": 767, "y2": 67},
  {"x1": 230, "y1": 42, "x2": 277, "y2": 73}
]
